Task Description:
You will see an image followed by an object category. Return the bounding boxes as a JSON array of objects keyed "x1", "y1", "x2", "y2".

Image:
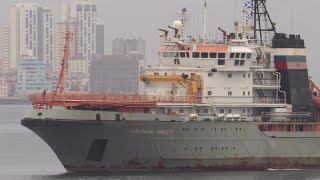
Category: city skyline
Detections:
[{"x1": 1, "y1": 0, "x2": 320, "y2": 79}]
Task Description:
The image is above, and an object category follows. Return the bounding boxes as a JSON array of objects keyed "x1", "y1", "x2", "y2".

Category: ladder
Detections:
[{"x1": 207, "y1": 96, "x2": 219, "y2": 116}]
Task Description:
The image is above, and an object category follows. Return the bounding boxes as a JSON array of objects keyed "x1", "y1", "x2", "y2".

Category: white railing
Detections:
[
  {"x1": 253, "y1": 79, "x2": 280, "y2": 86},
  {"x1": 253, "y1": 97, "x2": 286, "y2": 104}
]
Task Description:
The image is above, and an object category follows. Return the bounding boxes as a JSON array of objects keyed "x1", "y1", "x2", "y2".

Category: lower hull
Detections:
[
  {"x1": 63, "y1": 158, "x2": 320, "y2": 172},
  {"x1": 21, "y1": 118, "x2": 320, "y2": 172}
]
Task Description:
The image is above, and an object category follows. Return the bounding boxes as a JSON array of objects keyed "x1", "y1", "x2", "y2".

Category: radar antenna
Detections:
[{"x1": 252, "y1": 0, "x2": 276, "y2": 40}]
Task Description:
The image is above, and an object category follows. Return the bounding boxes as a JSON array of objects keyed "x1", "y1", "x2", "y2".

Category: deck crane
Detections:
[{"x1": 52, "y1": 32, "x2": 73, "y2": 103}]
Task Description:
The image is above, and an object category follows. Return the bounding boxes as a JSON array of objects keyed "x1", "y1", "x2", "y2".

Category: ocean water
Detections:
[{"x1": 1, "y1": 105, "x2": 320, "y2": 180}]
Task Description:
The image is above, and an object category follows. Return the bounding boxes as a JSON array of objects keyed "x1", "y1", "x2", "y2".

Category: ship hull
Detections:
[{"x1": 21, "y1": 118, "x2": 320, "y2": 171}]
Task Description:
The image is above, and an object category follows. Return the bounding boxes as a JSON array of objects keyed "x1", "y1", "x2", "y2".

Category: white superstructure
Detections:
[{"x1": 141, "y1": 8, "x2": 288, "y2": 122}]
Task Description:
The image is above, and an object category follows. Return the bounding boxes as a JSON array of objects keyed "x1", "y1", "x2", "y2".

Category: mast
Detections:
[
  {"x1": 252, "y1": 0, "x2": 276, "y2": 40},
  {"x1": 203, "y1": 1, "x2": 208, "y2": 42}
]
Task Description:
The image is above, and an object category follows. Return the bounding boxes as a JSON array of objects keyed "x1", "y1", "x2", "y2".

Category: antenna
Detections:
[
  {"x1": 252, "y1": 0, "x2": 276, "y2": 40},
  {"x1": 203, "y1": 1, "x2": 208, "y2": 42}
]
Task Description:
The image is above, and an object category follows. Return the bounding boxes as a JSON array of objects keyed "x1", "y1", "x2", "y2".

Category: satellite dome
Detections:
[{"x1": 173, "y1": 20, "x2": 183, "y2": 29}]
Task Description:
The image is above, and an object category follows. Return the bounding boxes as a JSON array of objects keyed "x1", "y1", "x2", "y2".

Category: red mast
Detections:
[{"x1": 52, "y1": 32, "x2": 73, "y2": 103}]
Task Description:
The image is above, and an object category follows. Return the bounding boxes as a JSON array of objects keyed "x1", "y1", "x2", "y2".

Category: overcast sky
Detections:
[{"x1": 1, "y1": 0, "x2": 320, "y2": 82}]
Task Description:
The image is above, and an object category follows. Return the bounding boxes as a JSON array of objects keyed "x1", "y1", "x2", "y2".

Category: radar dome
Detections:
[{"x1": 173, "y1": 20, "x2": 183, "y2": 29}]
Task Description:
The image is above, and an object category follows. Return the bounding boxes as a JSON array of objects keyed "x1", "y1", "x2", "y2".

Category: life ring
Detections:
[{"x1": 33, "y1": 104, "x2": 41, "y2": 109}]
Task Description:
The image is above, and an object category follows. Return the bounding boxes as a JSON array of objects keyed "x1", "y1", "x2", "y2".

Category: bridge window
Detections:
[
  {"x1": 210, "y1": 52, "x2": 217, "y2": 58},
  {"x1": 186, "y1": 52, "x2": 190, "y2": 58},
  {"x1": 174, "y1": 59, "x2": 180, "y2": 65},
  {"x1": 247, "y1": 53, "x2": 252, "y2": 59},
  {"x1": 179, "y1": 109, "x2": 184, "y2": 113},
  {"x1": 235, "y1": 53, "x2": 240, "y2": 58},
  {"x1": 193, "y1": 52, "x2": 200, "y2": 58},
  {"x1": 204, "y1": 109, "x2": 209, "y2": 114},
  {"x1": 220, "y1": 109, "x2": 225, "y2": 113},
  {"x1": 208, "y1": 91, "x2": 212, "y2": 96},
  {"x1": 196, "y1": 109, "x2": 200, "y2": 113},
  {"x1": 230, "y1": 53, "x2": 235, "y2": 58},
  {"x1": 180, "y1": 52, "x2": 186, "y2": 58},
  {"x1": 218, "y1": 53, "x2": 226, "y2": 58},
  {"x1": 228, "y1": 91, "x2": 232, "y2": 96},
  {"x1": 241, "y1": 53, "x2": 246, "y2": 59},
  {"x1": 201, "y1": 52, "x2": 209, "y2": 58}
]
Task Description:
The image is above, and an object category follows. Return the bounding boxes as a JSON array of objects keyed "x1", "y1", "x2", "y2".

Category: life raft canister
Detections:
[{"x1": 33, "y1": 104, "x2": 41, "y2": 109}]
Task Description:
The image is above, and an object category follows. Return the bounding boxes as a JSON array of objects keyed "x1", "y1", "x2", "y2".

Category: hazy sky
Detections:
[{"x1": 1, "y1": 0, "x2": 320, "y2": 82}]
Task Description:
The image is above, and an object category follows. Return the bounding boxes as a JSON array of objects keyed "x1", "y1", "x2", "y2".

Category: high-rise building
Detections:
[
  {"x1": 9, "y1": 3, "x2": 53, "y2": 69},
  {"x1": 0, "y1": 25, "x2": 10, "y2": 75},
  {"x1": 96, "y1": 18, "x2": 104, "y2": 55},
  {"x1": 53, "y1": 21, "x2": 81, "y2": 73},
  {"x1": 16, "y1": 55, "x2": 49, "y2": 95},
  {"x1": 90, "y1": 53, "x2": 145, "y2": 94},
  {"x1": 68, "y1": 0, "x2": 97, "y2": 67},
  {"x1": 112, "y1": 38, "x2": 145, "y2": 57}
]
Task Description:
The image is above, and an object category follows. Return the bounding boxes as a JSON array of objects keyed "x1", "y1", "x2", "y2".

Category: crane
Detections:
[{"x1": 52, "y1": 32, "x2": 73, "y2": 102}]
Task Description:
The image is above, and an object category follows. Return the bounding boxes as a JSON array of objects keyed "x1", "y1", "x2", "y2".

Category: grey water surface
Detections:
[{"x1": 1, "y1": 105, "x2": 320, "y2": 180}]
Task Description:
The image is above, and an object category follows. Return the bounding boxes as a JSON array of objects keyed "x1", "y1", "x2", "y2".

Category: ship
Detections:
[{"x1": 21, "y1": 0, "x2": 320, "y2": 171}]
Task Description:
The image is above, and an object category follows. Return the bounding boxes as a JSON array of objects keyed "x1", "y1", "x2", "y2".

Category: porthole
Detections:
[
  {"x1": 211, "y1": 147, "x2": 214, "y2": 150},
  {"x1": 183, "y1": 128, "x2": 185, "y2": 131},
  {"x1": 221, "y1": 128, "x2": 223, "y2": 131},
  {"x1": 236, "y1": 128, "x2": 238, "y2": 131},
  {"x1": 226, "y1": 147, "x2": 228, "y2": 150},
  {"x1": 215, "y1": 147, "x2": 218, "y2": 150},
  {"x1": 202, "y1": 128, "x2": 204, "y2": 131},
  {"x1": 233, "y1": 147, "x2": 235, "y2": 150},
  {"x1": 195, "y1": 128, "x2": 197, "y2": 131},
  {"x1": 222, "y1": 147, "x2": 224, "y2": 150},
  {"x1": 195, "y1": 147, "x2": 198, "y2": 150}
]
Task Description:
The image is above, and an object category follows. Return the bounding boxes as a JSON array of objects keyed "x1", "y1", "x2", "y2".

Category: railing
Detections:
[
  {"x1": 253, "y1": 79, "x2": 280, "y2": 86},
  {"x1": 253, "y1": 97, "x2": 286, "y2": 104},
  {"x1": 30, "y1": 93, "x2": 201, "y2": 107}
]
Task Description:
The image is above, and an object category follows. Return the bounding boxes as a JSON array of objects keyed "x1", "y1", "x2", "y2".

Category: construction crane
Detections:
[
  {"x1": 52, "y1": 32, "x2": 73, "y2": 102},
  {"x1": 140, "y1": 74, "x2": 203, "y2": 98}
]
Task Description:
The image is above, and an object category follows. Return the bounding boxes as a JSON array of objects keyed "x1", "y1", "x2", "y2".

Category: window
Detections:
[
  {"x1": 220, "y1": 109, "x2": 225, "y2": 114},
  {"x1": 248, "y1": 74, "x2": 251, "y2": 78},
  {"x1": 230, "y1": 53, "x2": 235, "y2": 58},
  {"x1": 208, "y1": 91, "x2": 212, "y2": 96},
  {"x1": 210, "y1": 52, "x2": 217, "y2": 58},
  {"x1": 196, "y1": 109, "x2": 200, "y2": 114},
  {"x1": 218, "y1": 59, "x2": 225, "y2": 65},
  {"x1": 208, "y1": 73, "x2": 213, "y2": 77},
  {"x1": 180, "y1": 52, "x2": 186, "y2": 58},
  {"x1": 243, "y1": 91, "x2": 246, "y2": 96},
  {"x1": 186, "y1": 52, "x2": 190, "y2": 58},
  {"x1": 174, "y1": 59, "x2": 180, "y2": 65},
  {"x1": 218, "y1": 53, "x2": 226, "y2": 58},
  {"x1": 243, "y1": 74, "x2": 246, "y2": 78},
  {"x1": 228, "y1": 74, "x2": 232, "y2": 78},
  {"x1": 193, "y1": 52, "x2": 200, "y2": 58},
  {"x1": 228, "y1": 109, "x2": 232, "y2": 114},
  {"x1": 201, "y1": 52, "x2": 209, "y2": 58},
  {"x1": 246, "y1": 53, "x2": 252, "y2": 59},
  {"x1": 164, "y1": 73, "x2": 167, "y2": 76},
  {"x1": 167, "y1": 109, "x2": 172, "y2": 114},
  {"x1": 235, "y1": 53, "x2": 240, "y2": 58},
  {"x1": 179, "y1": 109, "x2": 184, "y2": 113},
  {"x1": 241, "y1": 53, "x2": 246, "y2": 59},
  {"x1": 240, "y1": 60, "x2": 245, "y2": 66},
  {"x1": 228, "y1": 91, "x2": 232, "y2": 96},
  {"x1": 234, "y1": 60, "x2": 240, "y2": 66},
  {"x1": 243, "y1": 109, "x2": 246, "y2": 113},
  {"x1": 248, "y1": 91, "x2": 251, "y2": 96},
  {"x1": 204, "y1": 109, "x2": 209, "y2": 113},
  {"x1": 174, "y1": 53, "x2": 179, "y2": 58}
]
